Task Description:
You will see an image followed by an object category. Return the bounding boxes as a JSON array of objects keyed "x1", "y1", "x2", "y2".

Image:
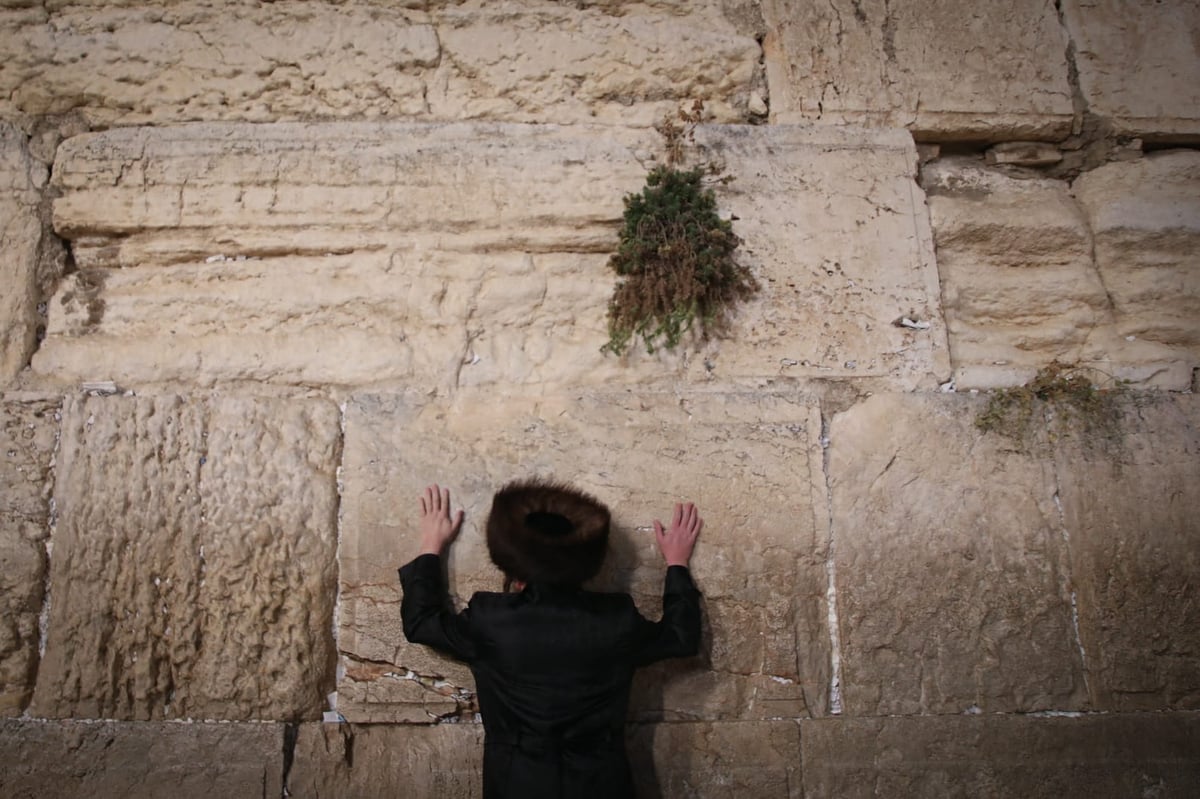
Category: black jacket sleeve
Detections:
[
  {"x1": 398, "y1": 553, "x2": 477, "y2": 663},
  {"x1": 633, "y1": 565, "x2": 702, "y2": 666}
]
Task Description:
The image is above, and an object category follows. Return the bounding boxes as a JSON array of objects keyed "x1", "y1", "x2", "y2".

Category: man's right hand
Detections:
[{"x1": 654, "y1": 502, "x2": 702, "y2": 567}]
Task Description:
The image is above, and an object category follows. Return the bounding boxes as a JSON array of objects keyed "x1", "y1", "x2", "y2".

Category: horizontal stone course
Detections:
[
  {"x1": 37, "y1": 121, "x2": 947, "y2": 390},
  {"x1": 287, "y1": 719, "x2": 801, "y2": 798},
  {"x1": 0, "y1": 718, "x2": 284, "y2": 799},
  {"x1": 800, "y1": 712, "x2": 1200, "y2": 799},
  {"x1": 0, "y1": 0, "x2": 759, "y2": 126}
]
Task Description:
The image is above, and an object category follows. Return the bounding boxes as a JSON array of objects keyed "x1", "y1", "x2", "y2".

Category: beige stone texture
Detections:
[
  {"x1": 924, "y1": 157, "x2": 1112, "y2": 389},
  {"x1": 1072, "y1": 151, "x2": 1200, "y2": 387},
  {"x1": 1055, "y1": 394, "x2": 1200, "y2": 711},
  {"x1": 0, "y1": 718, "x2": 284, "y2": 799},
  {"x1": 627, "y1": 720, "x2": 801, "y2": 798},
  {"x1": 828, "y1": 393, "x2": 1088, "y2": 715},
  {"x1": 762, "y1": 0, "x2": 1074, "y2": 139},
  {"x1": 37, "y1": 121, "x2": 947, "y2": 390},
  {"x1": 288, "y1": 720, "x2": 800, "y2": 798},
  {"x1": 0, "y1": 122, "x2": 48, "y2": 384},
  {"x1": 0, "y1": 395, "x2": 58, "y2": 715},
  {"x1": 287, "y1": 722, "x2": 485, "y2": 798},
  {"x1": 0, "y1": 0, "x2": 759, "y2": 127},
  {"x1": 337, "y1": 389, "x2": 830, "y2": 722},
  {"x1": 800, "y1": 713, "x2": 1200, "y2": 799},
  {"x1": 30, "y1": 393, "x2": 340, "y2": 720},
  {"x1": 1061, "y1": 0, "x2": 1200, "y2": 141}
]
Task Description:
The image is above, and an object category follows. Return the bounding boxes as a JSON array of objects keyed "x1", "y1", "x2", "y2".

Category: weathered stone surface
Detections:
[
  {"x1": 37, "y1": 122, "x2": 947, "y2": 390},
  {"x1": 289, "y1": 720, "x2": 800, "y2": 798},
  {"x1": 1061, "y1": 0, "x2": 1200, "y2": 141},
  {"x1": 828, "y1": 393, "x2": 1088, "y2": 715},
  {"x1": 1072, "y1": 151, "x2": 1200, "y2": 388},
  {"x1": 628, "y1": 720, "x2": 801, "y2": 798},
  {"x1": 1055, "y1": 394, "x2": 1200, "y2": 711},
  {"x1": 0, "y1": 0, "x2": 759, "y2": 126},
  {"x1": 0, "y1": 718, "x2": 283, "y2": 799},
  {"x1": 924, "y1": 158, "x2": 1112, "y2": 389},
  {"x1": 337, "y1": 389, "x2": 830, "y2": 722},
  {"x1": 30, "y1": 393, "x2": 340, "y2": 720},
  {"x1": 287, "y1": 722, "x2": 485, "y2": 798},
  {"x1": 762, "y1": 0, "x2": 1074, "y2": 139},
  {"x1": 0, "y1": 122, "x2": 47, "y2": 384},
  {"x1": 688, "y1": 125, "x2": 949, "y2": 388},
  {"x1": 0, "y1": 395, "x2": 58, "y2": 715},
  {"x1": 800, "y1": 713, "x2": 1200, "y2": 799},
  {"x1": 429, "y1": 0, "x2": 760, "y2": 125}
]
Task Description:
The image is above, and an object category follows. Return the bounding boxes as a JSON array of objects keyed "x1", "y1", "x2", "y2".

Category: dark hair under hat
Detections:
[{"x1": 486, "y1": 478, "x2": 611, "y2": 586}]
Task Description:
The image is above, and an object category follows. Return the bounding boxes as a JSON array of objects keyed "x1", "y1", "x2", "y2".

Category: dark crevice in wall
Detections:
[
  {"x1": 280, "y1": 722, "x2": 298, "y2": 799},
  {"x1": 22, "y1": 114, "x2": 89, "y2": 372}
]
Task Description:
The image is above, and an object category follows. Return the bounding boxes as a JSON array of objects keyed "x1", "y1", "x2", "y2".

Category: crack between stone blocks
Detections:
[
  {"x1": 1053, "y1": 0, "x2": 1088, "y2": 137},
  {"x1": 33, "y1": 398, "x2": 64, "y2": 675},
  {"x1": 330, "y1": 400, "x2": 348, "y2": 707},
  {"x1": 280, "y1": 722, "x2": 298, "y2": 799},
  {"x1": 1067, "y1": 178, "x2": 1118, "y2": 367},
  {"x1": 1047, "y1": 420, "x2": 1094, "y2": 707},
  {"x1": 819, "y1": 405, "x2": 844, "y2": 716}
]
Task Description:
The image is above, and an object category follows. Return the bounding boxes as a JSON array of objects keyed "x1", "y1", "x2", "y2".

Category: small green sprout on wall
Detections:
[{"x1": 601, "y1": 101, "x2": 759, "y2": 356}]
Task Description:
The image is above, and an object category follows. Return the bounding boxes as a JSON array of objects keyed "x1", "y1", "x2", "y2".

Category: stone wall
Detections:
[{"x1": 1, "y1": 1, "x2": 1198, "y2": 797}]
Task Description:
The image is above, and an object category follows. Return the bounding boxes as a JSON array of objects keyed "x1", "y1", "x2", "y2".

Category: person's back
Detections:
[{"x1": 399, "y1": 480, "x2": 703, "y2": 798}]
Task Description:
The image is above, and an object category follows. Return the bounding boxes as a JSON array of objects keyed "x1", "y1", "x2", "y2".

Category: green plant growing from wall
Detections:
[
  {"x1": 601, "y1": 102, "x2": 759, "y2": 356},
  {"x1": 975, "y1": 362, "x2": 1126, "y2": 450}
]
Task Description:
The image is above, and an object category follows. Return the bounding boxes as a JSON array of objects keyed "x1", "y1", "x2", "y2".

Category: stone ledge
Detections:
[
  {"x1": 800, "y1": 712, "x2": 1200, "y2": 799},
  {"x1": 0, "y1": 718, "x2": 284, "y2": 799}
]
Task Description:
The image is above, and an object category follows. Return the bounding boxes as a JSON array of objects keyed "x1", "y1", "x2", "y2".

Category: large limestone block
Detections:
[
  {"x1": 762, "y1": 0, "x2": 1074, "y2": 139},
  {"x1": 828, "y1": 393, "x2": 1088, "y2": 715},
  {"x1": 924, "y1": 158, "x2": 1112, "y2": 389},
  {"x1": 337, "y1": 389, "x2": 831, "y2": 722},
  {"x1": 1054, "y1": 395, "x2": 1200, "y2": 711},
  {"x1": 0, "y1": 122, "x2": 48, "y2": 384},
  {"x1": 800, "y1": 713, "x2": 1200, "y2": 799},
  {"x1": 0, "y1": 0, "x2": 759, "y2": 126},
  {"x1": 1061, "y1": 0, "x2": 1200, "y2": 141},
  {"x1": 0, "y1": 395, "x2": 59, "y2": 715},
  {"x1": 0, "y1": 718, "x2": 284, "y2": 799},
  {"x1": 287, "y1": 722, "x2": 485, "y2": 798},
  {"x1": 38, "y1": 122, "x2": 947, "y2": 390},
  {"x1": 1072, "y1": 151, "x2": 1200, "y2": 386},
  {"x1": 428, "y1": 0, "x2": 760, "y2": 125},
  {"x1": 628, "y1": 720, "x2": 801, "y2": 798},
  {"x1": 30, "y1": 393, "x2": 340, "y2": 720}
]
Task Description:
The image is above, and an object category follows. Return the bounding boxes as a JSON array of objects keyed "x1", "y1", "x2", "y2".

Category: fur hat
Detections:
[{"x1": 486, "y1": 478, "x2": 611, "y2": 586}]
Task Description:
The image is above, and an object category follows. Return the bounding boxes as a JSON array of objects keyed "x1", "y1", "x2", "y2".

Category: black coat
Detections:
[{"x1": 399, "y1": 553, "x2": 701, "y2": 799}]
